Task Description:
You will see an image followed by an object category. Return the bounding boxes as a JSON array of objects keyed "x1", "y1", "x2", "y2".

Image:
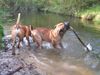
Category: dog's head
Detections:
[{"x1": 55, "y1": 22, "x2": 70, "y2": 36}]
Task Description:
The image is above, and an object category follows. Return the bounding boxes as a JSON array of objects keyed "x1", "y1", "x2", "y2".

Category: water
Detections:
[{"x1": 3, "y1": 12, "x2": 100, "y2": 75}]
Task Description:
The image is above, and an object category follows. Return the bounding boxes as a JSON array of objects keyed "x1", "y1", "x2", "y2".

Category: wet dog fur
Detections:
[
  {"x1": 31, "y1": 22, "x2": 70, "y2": 49},
  {"x1": 11, "y1": 13, "x2": 31, "y2": 55}
]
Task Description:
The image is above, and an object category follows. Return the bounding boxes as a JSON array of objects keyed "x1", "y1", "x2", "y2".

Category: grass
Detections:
[
  {"x1": 85, "y1": 5, "x2": 100, "y2": 13},
  {"x1": 77, "y1": 4, "x2": 100, "y2": 15},
  {"x1": 76, "y1": 5, "x2": 100, "y2": 23}
]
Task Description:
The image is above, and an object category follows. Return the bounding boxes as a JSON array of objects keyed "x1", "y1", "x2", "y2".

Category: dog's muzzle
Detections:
[{"x1": 59, "y1": 21, "x2": 70, "y2": 35}]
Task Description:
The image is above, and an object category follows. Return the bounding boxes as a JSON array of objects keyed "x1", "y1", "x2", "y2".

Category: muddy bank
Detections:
[{"x1": 78, "y1": 12, "x2": 100, "y2": 22}]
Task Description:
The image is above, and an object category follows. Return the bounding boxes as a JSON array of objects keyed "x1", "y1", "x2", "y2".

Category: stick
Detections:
[
  {"x1": 6, "y1": 66, "x2": 23, "y2": 75},
  {"x1": 70, "y1": 26, "x2": 100, "y2": 60},
  {"x1": 70, "y1": 26, "x2": 90, "y2": 52}
]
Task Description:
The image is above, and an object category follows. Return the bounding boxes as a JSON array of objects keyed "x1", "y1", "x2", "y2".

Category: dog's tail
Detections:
[
  {"x1": 29, "y1": 25, "x2": 33, "y2": 31},
  {"x1": 16, "y1": 13, "x2": 21, "y2": 26}
]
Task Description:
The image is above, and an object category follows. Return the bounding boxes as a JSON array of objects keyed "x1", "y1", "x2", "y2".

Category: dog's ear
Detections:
[
  {"x1": 55, "y1": 23, "x2": 64, "y2": 29},
  {"x1": 54, "y1": 23, "x2": 65, "y2": 35}
]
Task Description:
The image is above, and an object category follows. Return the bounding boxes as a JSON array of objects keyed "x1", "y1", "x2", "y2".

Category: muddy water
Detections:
[{"x1": 3, "y1": 12, "x2": 100, "y2": 75}]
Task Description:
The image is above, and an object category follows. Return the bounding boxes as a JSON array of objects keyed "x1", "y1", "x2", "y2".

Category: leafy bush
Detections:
[
  {"x1": 0, "y1": 25, "x2": 4, "y2": 48},
  {"x1": 0, "y1": 0, "x2": 100, "y2": 16}
]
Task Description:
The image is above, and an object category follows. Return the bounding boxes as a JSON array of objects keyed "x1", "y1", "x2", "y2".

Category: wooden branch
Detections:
[
  {"x1": 6, "y1": 66, "x2": 23, "y2": 75},
  {"x1": 70, "y1": 26, "x2": 90, "y2": 52}
]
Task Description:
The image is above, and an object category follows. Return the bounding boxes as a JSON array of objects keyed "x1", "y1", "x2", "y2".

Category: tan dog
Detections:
[
  {"x1": 11, "y1": 13, "x2": 31, "y2": 55},
  {"x1": 31, "y1": 22, "x2": 70, "y2": 49}
]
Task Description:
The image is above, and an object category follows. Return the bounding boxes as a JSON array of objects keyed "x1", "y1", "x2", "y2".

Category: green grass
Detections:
[
  {"x1": 76, "y1": 5, "x2": 100, "y2": 24},
  {"x1": 84, "y1": 5, "x2": 100, "y2": 14},
  {"x1": 76, "y1": 4, "x2": 100, "y2": 16}
]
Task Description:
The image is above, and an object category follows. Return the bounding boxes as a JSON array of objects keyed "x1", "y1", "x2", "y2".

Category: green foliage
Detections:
[
  {"x1": 0, "y1": 25, "x2": 4, "y2": 37},
  {"x1": 0, "y1": 0, "x2": 100, "y2": 16},
  {"x1": 76, "y1": 4, "x2": 100, "y2": 23},
  {"x1": 0, "y1": 25, "x2": 4, "y2": 48},
  {"x1": 0, "y1": 0, "x2": 35, "y2": 15}
]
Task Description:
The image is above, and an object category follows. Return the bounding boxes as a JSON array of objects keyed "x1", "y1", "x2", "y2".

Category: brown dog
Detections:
[
  {"x1": 31, "y1": 22, "x2": 70, "y2": 49},
  {"x1": 11, "y1": 13, "x2": 31, "y2": 55}
]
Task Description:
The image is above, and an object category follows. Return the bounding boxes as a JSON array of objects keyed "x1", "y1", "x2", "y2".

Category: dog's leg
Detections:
[
  {"x1": 26, "y1": 36, "x2": 31, "y2": 49},
  {"x1": 33, "y1": 35, "x2": 42, "y2": 49},
  {"x1": 12, "y1": 38, "x2": 16, "y2": 55},
  {"x1": 34, "y1": 37, "x2": 42, "y2": 49},
  {"x1": 36, "y1": 41, "x2": 42, "y2": 49},
  {"x1": 52, "y1": 41, "x2": 63, "y2": 49},
  {"x1": 11, "y1": 32, "x2": 18, "y2": 55},
  {"x1": 31, "y1": 30, "x2": 43, "y2": 50},
  {"x1": 52, "y1": 41, "x2": 57, "y2": 49},
  {"x1": 59, "y1": 42, "x2": 63, "y2": 49},
  {"x1": 17, "y1": 38, "x2": 22, "y2": 49}
]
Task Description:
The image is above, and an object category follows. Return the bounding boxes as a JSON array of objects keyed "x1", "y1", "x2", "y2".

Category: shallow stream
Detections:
[{"x1": 3, "y1": 12, "x2": 100, "y2": 75}]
